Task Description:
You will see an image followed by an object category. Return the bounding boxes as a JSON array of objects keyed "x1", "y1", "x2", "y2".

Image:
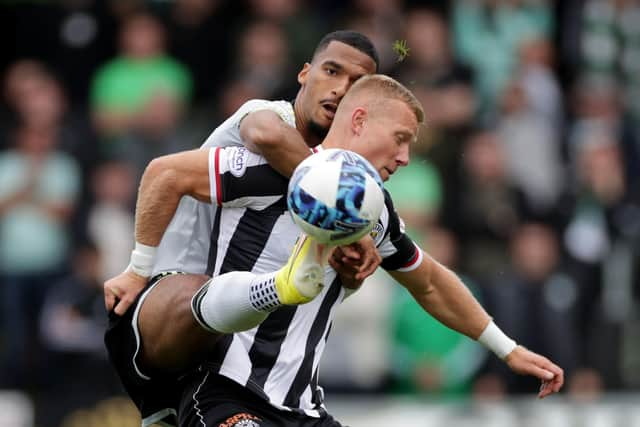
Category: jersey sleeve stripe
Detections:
[{"x1": 395, "y1": 243, "x2": 423, "y2": 272}]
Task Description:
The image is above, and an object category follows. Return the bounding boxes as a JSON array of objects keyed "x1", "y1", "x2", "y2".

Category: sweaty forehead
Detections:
[{"x1": 313, "y1": 41, "x2": 377, "y2": 76}]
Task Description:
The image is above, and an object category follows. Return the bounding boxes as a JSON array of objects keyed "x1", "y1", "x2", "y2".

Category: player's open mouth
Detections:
[{"x1": 322, "y1": 103, "x2": 337, "y2": 119}]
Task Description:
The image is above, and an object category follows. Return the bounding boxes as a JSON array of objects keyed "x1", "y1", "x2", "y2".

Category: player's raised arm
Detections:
[
  {"x1": 135, "y1": 149, "x2": 212, "y2": 246},
  {"x1": 389, "y1": 254, "x2": 564, "y2": 398},
  {"x1": 104, "y1": 149, "x2": 210, "y2": 315},
  {"x1": 239, "y1": 109, "x2": 311, "y2": 178}
]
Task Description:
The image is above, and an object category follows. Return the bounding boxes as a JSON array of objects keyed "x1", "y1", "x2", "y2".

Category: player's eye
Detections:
[{"x1": 325, "y1": 67, "x2": 337, "y2": 76}]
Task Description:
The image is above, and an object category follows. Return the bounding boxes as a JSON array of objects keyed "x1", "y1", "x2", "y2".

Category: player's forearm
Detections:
[
  {"x1": 134, "y1": 158, "x2": 184, "y2": 246},
  {"x1": 258, "y1": 128, "x2": 310, "y2": 178},
  {"x1": 241, "y1": 111, "x2": 311, "y2": 177},
  {"x1": 396, "y1": 257, "x2": 491, "y2": 340},
  {"x1": 133, "y1": 150, "x2": 211, "y2": 247},
  {"x1": 424, "y1": 263, "x2": 490, "y2": 339}
]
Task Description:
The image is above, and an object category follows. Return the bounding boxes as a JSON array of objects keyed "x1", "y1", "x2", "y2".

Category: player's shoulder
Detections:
[
  {"x1": 381, "y1": 188, "x2": 401, "y2": 225},
  {"x1": 201, "y1": 99, "x2": 294, "y2": 149},
  {"x1": 371, "y1": 189, "x2": 403, "y2": 246},
  {"x1": 236, "y1": 99, "x2": 295, "y2": 127},
  {"x1": 239, "y1": 98, "x2": 292, "y2": 111}
]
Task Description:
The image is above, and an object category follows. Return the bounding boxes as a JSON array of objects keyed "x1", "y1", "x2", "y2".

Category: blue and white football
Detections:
[{"x1": 287, "y1": 149, "x2": 384, "y2": 246}]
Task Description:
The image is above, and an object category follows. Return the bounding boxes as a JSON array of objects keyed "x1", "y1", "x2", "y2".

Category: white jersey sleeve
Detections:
[{"x1": 201, "y1": 99, "x2": 296, "y2": 149}]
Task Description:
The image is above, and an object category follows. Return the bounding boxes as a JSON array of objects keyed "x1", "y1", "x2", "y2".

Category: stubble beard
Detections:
[{"x1": 308, "y1": 119, "x2": 329, "y2": 142}]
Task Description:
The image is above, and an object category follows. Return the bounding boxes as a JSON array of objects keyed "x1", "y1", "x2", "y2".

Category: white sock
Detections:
[{"x1": 191, "y1": 271, "x2": 280, "y2": 334}]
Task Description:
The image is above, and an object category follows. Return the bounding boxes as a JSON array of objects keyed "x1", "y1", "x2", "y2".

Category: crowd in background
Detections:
[{"x1": 0, "y1": 0, "x2": 639, "y2": 426}]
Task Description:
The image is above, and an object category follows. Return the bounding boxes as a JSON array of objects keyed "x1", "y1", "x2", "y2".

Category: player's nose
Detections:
[
  {"x1": 396, "y1": 145, "x2": 410, "y2": 166},
  {"x1": 331, "y1": 77, "x2": 350, "y2": 99}
]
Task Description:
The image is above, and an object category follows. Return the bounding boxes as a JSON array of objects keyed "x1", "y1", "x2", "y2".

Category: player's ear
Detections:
[
  {"x1": 298, "y1": 63, "x2": 311, "y2": 85},
  {"x1": 351, "y1": 107, "x2": 367, "y2": 136}
]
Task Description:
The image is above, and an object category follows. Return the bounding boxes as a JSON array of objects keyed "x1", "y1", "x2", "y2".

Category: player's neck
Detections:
[
  {"x1": 293, "y1": 98, "x2": 325, "y2": 148},
  {"x1": 297, "y1": 124, "x2": 324, "y2": 149},
  {"x1": 320, "y1": 137, "x2": 341, "y2": 151},
  {"x1": 321, "y1": 125, "x2": 352, "y2": 151}
]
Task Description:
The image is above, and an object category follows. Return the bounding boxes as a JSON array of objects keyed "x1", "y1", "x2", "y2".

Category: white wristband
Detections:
[
  {"x1": 477, "y1": 321, "x2": 517, "y2": 360},
  {"x1": 127, "y1": 242, "x2": 158, "y2": 278}
]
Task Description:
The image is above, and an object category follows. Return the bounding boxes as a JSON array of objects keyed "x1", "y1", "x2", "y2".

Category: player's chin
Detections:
[
  {"x1": 318, "y1": 116, "x2": 333, "y2": 130},
  {"x1": 317, "y1": 108, "x2": 335, "y2": 125}
]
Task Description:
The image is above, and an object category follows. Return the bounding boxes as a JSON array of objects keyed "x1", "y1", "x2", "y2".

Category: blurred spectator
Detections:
[
  {"x1": 579, "y1": 0, "x2": 640, "y2": 121},
  {"x1": 411, "y1": 76, "x2": 475, "y2": 189},
  {"x1": 391, "y1": 9, "x2": 477, "y2": 219},
  {"x1": 90, "y1": 12, "x2": 192, "y2": 138},
  {"x1": 3, "y1": 59, "x2": 99, "y2": 178},
  {"x1": 452, "y1": 0, "x2": 553, "y2": 117},
  {"x1": 165, "y1": 0, "x2": 236, "y2": 106},
  {"x1": 564, "y1": 126, "x2": 636, "y2": 265},
  {"x1": 497, "y1": 80, "x2": 564, "y2": 215},
  {"x1": 38, "y1": 241, "x2": 121, "y2": 426},
  {"x1": 494, "y1": 33, "x2": 564, "y2": 216},
  {"x1": 40, "y1": 241, "x2": 106, "y2": 360},
  {"x1": 562, "y1": 127, "x2": 640, "y2": 388},
  {"x1": 569, "y1": 76, "x2": 640, "y2": 186},
  {"x1": 517, "y1": 36, "x2": 563, "y2": 131},
  {"x1": 340, "y1": 0, "x2": 404, "y2": 72},
  {"x1": 444, "y1": 129, "x2": 529, "y2": 280},
  {"x1": 398, "y1": 8, "x2": 476, "y2": 135},
  {"x1": 231, "y1": 20, "x2": 292, "y2": 98},
  {"x1": 4, "y1": 60, "x2": 50, "y2": 122},
  {"x1": 2, "y1": 60, "x2": 50, "y2": 148},
  {"x1": 246, "y1": 0, "x2": 323, "y2": 71},
  {"x1": 87, "y1": 160, "x2": 136, "y2": 282},
  {"x1": 397, "y1": 8, "x2": 474, "y2": 91},
  {"x1": 90, "y1": 12, "x2": 196, "y2": 177},
  {"x1": 482, "y1": 223, "x2": 581, "y2": 394},
  {"x1": 0, "y1": 124, "x2": 81, "y2": 388},
  {"x1": 390, "y1": 227, "x2": 488, "y2": 397}
]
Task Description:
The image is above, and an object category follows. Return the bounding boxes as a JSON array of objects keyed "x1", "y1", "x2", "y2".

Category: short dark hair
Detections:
[{"x1": 312, "y1": 30, "x2": 379, "y2": 72}]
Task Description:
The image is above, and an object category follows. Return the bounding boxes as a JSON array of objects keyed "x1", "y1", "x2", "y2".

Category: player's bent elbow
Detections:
[
  {"x1": 144, "y1": 156, "x2": 171, "y2": 182},
  {"x1": 246, "y1": 128, "x2": 279, "y2": 152},
  {"x1": 144, "y1": 156, "x2": 186, "y2": 194},
  {"x1": 241, "y1": 112, "x2": 284, "y2": 150}
]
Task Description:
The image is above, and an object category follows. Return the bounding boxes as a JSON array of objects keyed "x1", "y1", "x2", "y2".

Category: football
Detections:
[{"x1": 287, "y1": 148, "x2": 385, "y2": 246}]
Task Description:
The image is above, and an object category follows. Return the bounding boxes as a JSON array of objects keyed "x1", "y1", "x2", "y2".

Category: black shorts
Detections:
[
  {"x1": 104, "y1": 271, "x2": 186, "y2": 427},
  {"x1": 179, "y1": 370, "x2": 345, "y2": 427}
]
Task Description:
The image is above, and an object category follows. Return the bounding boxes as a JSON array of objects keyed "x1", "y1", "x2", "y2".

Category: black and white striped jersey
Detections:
[
  {"x1": 153, "y1": 99, "x2": 296, "y2": 275},
  {"x1": 152, "y1": 99, "x2": 421, "y2": 417},
  {"x1": 203, "y1": 145, "x2": 421, "y2": 417}
]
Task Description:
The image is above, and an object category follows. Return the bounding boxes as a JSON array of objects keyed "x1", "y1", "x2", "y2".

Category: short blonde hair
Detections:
[{"x1": 341, "y1": 74, "x2": 425, "y2": 124}]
